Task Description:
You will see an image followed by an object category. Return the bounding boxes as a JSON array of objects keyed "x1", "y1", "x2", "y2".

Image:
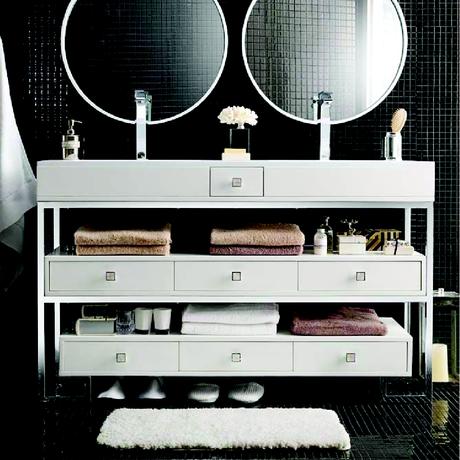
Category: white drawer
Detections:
[
  {"x1": 175, "y1": 261, "x2": 297, "y2": 292},
  {"x1": 298, "y1": 261, "x2": 423, "y2": 294},
  {"x1": 59, "y1": 340, "x2": 179, "y2": 376},
  {"x1": 210, "y1": 167, "x2": 263, "y2": 196},
  {"x1": 180, "y1": 342, "x2": 292, "y2": 372},
  {"x1": 47, "y1": 261, "x2": 174, "y2": 294},
  {"x1": 294, "y1": 342, "x2": 410, "y2": 376},
  {"x1": 38, "y1": 161, "x2": 209, "y2": 200},
  {"x1": 264, "y1": 162, "x2": 434, "y2": 200}
]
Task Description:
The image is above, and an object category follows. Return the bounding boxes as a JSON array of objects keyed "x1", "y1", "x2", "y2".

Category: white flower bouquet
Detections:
[{"x1": 218, "y1": 106, "x2": 258, "y2": 129}]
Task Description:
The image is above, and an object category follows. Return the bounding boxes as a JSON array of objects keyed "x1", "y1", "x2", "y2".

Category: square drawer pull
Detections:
[
  {"x1": 355, "y1": 272, "x2": 366, "y2": 282},
  {"x1": 346, "y1": 353, "x2": 356, "y2": 363},
  {"x1": 232, "y1": 177, "x2": 243, "y2": 188},
  {"x1": 231, "y1": 352, "x2": 242, "y2": 363},
  {"x1": 231, "y1": 271, "x2": 242, "y2": 281},
  {"x1": 116, "y1": 352, "x2": 127, "y2": 363},
  {"x1": 106, "y1": 271, "x2": 116, "y2": 282}
]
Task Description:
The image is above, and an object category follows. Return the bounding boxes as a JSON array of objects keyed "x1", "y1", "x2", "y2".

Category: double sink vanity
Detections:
[{"x1": 37, "y1": 160, "x2": 434, "y2": 393}]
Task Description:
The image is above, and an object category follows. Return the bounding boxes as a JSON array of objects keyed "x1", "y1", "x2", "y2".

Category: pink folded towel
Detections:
[
  {"x1": 291, "y1": 307, "x2": 387, "y2": 336},
  {"x1": 210, "y1": 224, "x2": 305, "y2": 247},
  {"x1": 74, "y1": 224, "x2": 172, "y2": 246},
  {"x1": 76, "y1": 244, "x2": 170, "y2": 256},
  {"x1": 210, "y1": 245, "x2": 303, "y2": 255}
]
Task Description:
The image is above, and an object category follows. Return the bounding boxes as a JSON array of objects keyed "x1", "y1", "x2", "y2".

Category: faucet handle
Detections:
[{"x1": 318, "y1": 91, "x2": 333, "y2": 102}]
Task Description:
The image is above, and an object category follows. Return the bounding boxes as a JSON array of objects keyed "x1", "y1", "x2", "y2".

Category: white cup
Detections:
[
  {"x1": 134, "y1": 308, "x2": 153, "y2": 334},
  {"x1": 153, "y1": 308, "x2": 172, "y2": 334}
]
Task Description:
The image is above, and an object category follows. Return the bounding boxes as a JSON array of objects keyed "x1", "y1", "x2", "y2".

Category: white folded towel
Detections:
[
  {"x1": 0, "y1": 36, "x2": 36, "y2": 253},
  {"x1": 182, "y1": 303, "x2": 279, "y2": 325},
  {"x1": 181, "y1": 322, "x2": 277, "y2": 336}
]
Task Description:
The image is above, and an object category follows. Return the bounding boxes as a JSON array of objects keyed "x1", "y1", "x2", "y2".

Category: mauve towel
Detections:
[
  {"x1": 210, "y1": 224, "x2": 305, "y2": 247},
  {"x1": 76, "y1": 244, "x2": 170, "y2": 256},
  {"x1": 210, "y1": 245, "x2": 303, "y2": 255},
  {"x1": 291, "y1": 307, "x2": 387, "y2": 336},
  {"x1": 74, "y1": 224, "x2": 171, "y2": 246}
]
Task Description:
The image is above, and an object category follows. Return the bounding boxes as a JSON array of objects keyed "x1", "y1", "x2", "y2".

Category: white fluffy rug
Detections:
[{"x1": 97, "y1": 408, "x2": 351, "y2": 450}]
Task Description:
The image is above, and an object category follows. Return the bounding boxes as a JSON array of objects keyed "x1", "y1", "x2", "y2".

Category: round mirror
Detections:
[
  {"x1": 243, "y1": 0, "x2": 407, "y2": 124},
  {"x1": 62, "y1": 0, "x2": 228, "y2": 124}
]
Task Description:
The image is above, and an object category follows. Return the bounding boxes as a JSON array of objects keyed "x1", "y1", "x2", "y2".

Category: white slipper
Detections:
[
  {"x1": 138, "y1": 378, "x2": 166, "y2": 399},
  {"x1": 227, "y1": 382, "x2": 264, "y2": 404},
  {"x1": 188, "y1": 383, "x2": 220, "y2": 403},
  {"x1": 97, "y1": 380, "x2": 125, "y2": 400}
]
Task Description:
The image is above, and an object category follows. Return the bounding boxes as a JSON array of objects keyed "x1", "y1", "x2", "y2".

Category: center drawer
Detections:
[
  {"x1": 298, "y1": 261, "x2": 423, "y2": 294},
  {"x1": 175, "y1": 261, "x2": 297, "y2": 292},
  {"x1": 179, "y1": 342, "x2": 292, "y2": 372},
  {"x1": 47, "y1": 260, "x2": 174, "y2": 294},
  {"x1": 210, "y1": 167, "x2": 264, "y2": 197},
  {"x1": 59, "y1": 340, "x2": 179, "y2": 376}
]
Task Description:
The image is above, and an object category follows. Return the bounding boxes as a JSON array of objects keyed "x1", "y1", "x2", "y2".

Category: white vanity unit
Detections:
[{"x1": 37, "y1": 160, "x2": 434, "y2": 396}]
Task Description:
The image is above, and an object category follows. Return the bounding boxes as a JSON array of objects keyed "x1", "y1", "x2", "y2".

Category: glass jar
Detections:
[{"x1": 314, "y1": 228, "x2": 328, "y2": 255}]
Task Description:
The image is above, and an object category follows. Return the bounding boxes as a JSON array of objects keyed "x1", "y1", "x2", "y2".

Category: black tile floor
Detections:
[{"x1": 36, "y1": 379, "x2": 458, "y2": 460}]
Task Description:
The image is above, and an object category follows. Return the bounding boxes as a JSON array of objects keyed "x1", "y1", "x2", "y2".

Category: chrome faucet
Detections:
[
  {"x1": 134, "y1": 90, "x2": 152, "y2": 160},
  {"x1": 312, "y1": 91, "x2": 333, "y2": 161}
]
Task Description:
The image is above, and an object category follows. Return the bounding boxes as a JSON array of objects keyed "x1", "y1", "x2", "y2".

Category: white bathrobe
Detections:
[{"x1": 0, "y1": 36, "x2": 36, "y2": 253}]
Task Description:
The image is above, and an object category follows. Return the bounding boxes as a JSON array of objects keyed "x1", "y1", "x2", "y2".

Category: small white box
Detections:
[
  {"x1": 222, "y1": 153, "x2": 251, "y2": 161},
  {"x1": 222, "y1": 148, "x2": 251, "y2": 161},
  {"x1": 338, "y1": 235, "x2": 367, "y2": 255}
]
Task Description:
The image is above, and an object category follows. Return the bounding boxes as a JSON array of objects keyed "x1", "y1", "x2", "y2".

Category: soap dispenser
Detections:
[{"x1": 62, "y1": 119, "x2": 82, "y2": 160}]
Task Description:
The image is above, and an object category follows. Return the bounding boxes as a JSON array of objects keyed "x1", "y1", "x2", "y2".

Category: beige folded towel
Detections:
[
  {"x1": 76, "y1": 244, "x2": 170, "y2": 256},
  {"x1": 74, "y1": 224, "x2": 171, "y2": 246},
  {"x1": 210, "y1": 223, "x2": 305, "y2": 247}
]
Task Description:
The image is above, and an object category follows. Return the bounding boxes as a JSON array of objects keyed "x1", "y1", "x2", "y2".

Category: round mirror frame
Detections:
[
  {"x1": 61, "y1": 0, "x2": 229, "y2": 125},
  {"x1": 242, "y1": 0, "x2": 408, "y2": 125}
]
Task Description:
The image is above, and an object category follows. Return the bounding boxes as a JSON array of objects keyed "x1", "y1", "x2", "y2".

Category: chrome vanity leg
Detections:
[
  {"x1": 425, "y1": 203, "x2": 434, "y2": 397},
  {"x1": 53, "y1": 208, "x2": 61, "y2": 393},
  {"x1": 404, "y1": 207, "x2": 411, "y2": 244},
  {"x1": 54, "y1": 302, "x2": 60, "y2": 369},
  {"x1": 404, "y1": 303, "x2": 411, "y2": 332},
  {"x1": 37, "y1": 204, "x2": 46, "y2": 398}
]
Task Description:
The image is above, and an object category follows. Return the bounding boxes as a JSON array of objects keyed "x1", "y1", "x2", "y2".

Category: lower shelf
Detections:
[{"x1": 59, "y1": 318, "x2": 412, "y2": 377}]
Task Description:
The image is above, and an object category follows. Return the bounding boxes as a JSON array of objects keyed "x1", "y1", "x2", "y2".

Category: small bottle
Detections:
[
  {"x1": 62, "y1": 119, "x2": 82, "y2": 160},
  {"x1": 320, "y1": 217, "x2": 334, "y2": 254},
  {"x1": 314, "y1": 228, "x2": 327, "y2": 255}
]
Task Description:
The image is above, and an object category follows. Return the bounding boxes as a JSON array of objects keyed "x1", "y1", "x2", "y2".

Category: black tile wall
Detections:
[{"x1": 0, "y1": 0, "x2": 458, "y2": 293}]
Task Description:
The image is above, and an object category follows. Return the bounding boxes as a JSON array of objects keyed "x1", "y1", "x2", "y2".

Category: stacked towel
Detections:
[
  {"x1": 291, "y1": 306, "x2": 387, "y2": 336},
  {"x1": 74, "y1": 224, "x2": 171, "y2": 256},
  {"x1": 210, "y1": 223, "x2": 305, "y2": 256},
  {"x1": 181, "y1": 303, "x2": 280, "y2": 335}
]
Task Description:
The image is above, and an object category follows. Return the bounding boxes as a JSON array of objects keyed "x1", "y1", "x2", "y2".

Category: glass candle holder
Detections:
[
  {"x1": 229, "y1": 127, "x2": 250, "y2": 153},
  {"x1": 116, "y1": 309, "x2": 135, "y2": 335}
]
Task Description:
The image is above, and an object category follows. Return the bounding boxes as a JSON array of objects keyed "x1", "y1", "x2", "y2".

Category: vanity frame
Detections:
[{"x1": 37, "y1": 160, "x2": 434, "y2": 399}]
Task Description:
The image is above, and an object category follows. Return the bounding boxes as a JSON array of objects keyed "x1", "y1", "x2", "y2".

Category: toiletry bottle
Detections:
[
  {"x1": 314, "y1": 228, "x2": 327, "y2": 255},
  {"x1": 62, "y1": 119, "x2": 82, "y2": 160},
  {"x1": 320, "y1": 216, "x2": 334, "y2": 253}
]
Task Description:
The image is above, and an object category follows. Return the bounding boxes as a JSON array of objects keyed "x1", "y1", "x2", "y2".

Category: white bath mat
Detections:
[{"x1": 97, "y1": 407, "x2": 350, "y2": 450}]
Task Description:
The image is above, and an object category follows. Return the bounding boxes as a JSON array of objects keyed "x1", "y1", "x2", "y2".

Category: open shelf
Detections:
[{"x1": 60, "y1": 318, "x2": 410, "y2": 342}]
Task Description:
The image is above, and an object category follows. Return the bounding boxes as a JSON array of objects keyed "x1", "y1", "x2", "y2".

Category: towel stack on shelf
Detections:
[
  {"x1": 74, "y1": 224, "x2": 172, "y2": 255},
  {"x1": 291, "y1": 306, "x2": 387, "y2": 336},
  {"x1": 209, "y1": 223, "x2": 305, "y2": 255},
  {"x1": 181, "y1": 303, "x2": 280, "y2": 335}
]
